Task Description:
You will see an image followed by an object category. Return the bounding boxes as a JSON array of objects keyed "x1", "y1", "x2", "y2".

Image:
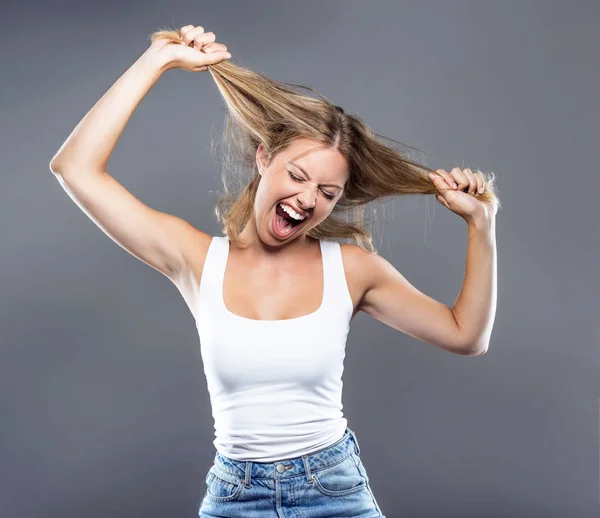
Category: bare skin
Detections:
[
  {"x1": 177, "y1": 233, "x2": 366, "y2": 323},
  {"x1": 49, "y1": 22, "x2": 495, "y2": 355},
  {"x1": 176, "y1": 138, "x2": 496, "y2": 356},
  {"x1": 176, "y1": 137, "x2": 367, "y2": 323}
]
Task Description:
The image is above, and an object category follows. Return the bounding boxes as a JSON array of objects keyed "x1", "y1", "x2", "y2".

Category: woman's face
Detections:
[{"x1": 252, "y1": 138, "x2": 349, "y2": 246}]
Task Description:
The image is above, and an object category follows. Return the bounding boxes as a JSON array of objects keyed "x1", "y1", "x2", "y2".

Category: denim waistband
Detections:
[{"x1": 209, "y1": 427, "x2": 361, "y2": 488}]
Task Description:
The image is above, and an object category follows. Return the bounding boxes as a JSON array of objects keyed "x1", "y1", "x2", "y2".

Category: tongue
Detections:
[{"x1": 274, "y1": 211, "x2": 294, "y2": 235}]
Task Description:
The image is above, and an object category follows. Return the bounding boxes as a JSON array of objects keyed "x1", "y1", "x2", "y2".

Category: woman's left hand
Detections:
[{"x1": 428, "y1": 167, "x2": 496, "y2": 223}]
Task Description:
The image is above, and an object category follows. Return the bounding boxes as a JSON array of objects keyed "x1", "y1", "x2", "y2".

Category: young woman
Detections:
[{"x1": 50, "y1": 24, "x2": 499, "y2": 518}]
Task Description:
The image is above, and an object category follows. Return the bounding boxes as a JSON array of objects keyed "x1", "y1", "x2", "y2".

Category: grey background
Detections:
[{"x1": 1, "y1": 1, "x2": 598, "y2": 517}]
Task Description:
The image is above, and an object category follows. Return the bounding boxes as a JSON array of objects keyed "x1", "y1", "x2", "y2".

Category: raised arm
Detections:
[
  {"x1": 50, "y1": 45, "x2": 169, "y2": 174},
  {"x1": 49, "y1": 28, "x2": 230, "y2": 282}
]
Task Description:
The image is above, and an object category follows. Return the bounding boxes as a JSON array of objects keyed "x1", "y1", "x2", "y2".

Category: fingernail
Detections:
[
  {"x1": 428, "y1": 173, "x2": 435, "y2": 180},
  {"x1": 479, "y1": 185, "x2": 484, "y2": 193}
]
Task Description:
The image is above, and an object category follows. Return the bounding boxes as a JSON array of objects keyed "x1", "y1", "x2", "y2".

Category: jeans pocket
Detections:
[
  {"x1": 204, "y1": 467, "x2": 245, "y2": 502},
  {"x1": 310, "y1": 453, "x2": 367, "y2": 497}
]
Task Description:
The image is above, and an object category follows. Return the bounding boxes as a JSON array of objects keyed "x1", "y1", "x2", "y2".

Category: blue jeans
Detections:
[{"x1": 198, "y1": 426, "x2": 385, "y2": 517}]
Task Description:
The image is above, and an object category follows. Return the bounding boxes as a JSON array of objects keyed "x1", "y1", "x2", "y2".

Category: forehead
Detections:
[
  {"x1": 281, "y1": 139, "x2": 348, "y2": 182},
  {"x1": 282, "y1": 138, "x2": 334, "y2": 160}
]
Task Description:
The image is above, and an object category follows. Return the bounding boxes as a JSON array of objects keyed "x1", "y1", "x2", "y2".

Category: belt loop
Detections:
[
  {"x1": 349, "y1": 428, "x2": 361, "y2": 456},
  {"x1": 302, "y1": 455, "x2": 314, "y2": 483},
  {"x1": 244, "y1": 461, "x2": 252, "y2": 488}
]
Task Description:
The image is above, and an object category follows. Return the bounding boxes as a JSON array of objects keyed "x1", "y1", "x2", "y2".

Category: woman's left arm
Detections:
[
  {"x1": 430, "y1": 167, "x2": 498, "y2": 355},
  {"x1": 355, "y1": 212, "x2": 497, "y2": 357},
  {"x1": 355, "y1": 167, "x2": 498, "y2": 356},
  {"x1": 451, "y1": 215, "x2": 497, "y2": 355}
]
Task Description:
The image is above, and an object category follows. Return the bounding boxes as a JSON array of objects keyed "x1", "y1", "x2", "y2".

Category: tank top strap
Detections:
[
  {"x1": 319, "y1": 238, "x2": 334, "y2": 307},
  {"x1": 320, "y1": 239, "x2": 352, "y2": 314},
  {"x1": 211, "y1": 236, "x2": 331, "y2": 310},
  {"x1": 198, "y1": 236, "x2": 351, "y2": 321},
  {"x1": 198, "y1": 236, "x2": 228, "y2": 313}
]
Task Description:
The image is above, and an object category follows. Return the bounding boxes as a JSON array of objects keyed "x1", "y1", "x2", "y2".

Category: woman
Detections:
[{"x1": 49, "y1": 23, "x2": 499, "y2": 518}]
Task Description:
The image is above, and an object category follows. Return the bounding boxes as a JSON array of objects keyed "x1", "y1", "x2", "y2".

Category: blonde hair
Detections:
[{"x1": 150, "y1": 29, "x2": 500, "y2": 253}]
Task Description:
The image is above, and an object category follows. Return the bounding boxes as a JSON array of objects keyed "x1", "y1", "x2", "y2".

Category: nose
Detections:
[{"x1": 297, "y1": 184, "x2": 318, "y2": 210}]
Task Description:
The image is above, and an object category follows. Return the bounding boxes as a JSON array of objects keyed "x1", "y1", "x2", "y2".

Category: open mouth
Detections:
[{"x1": 272, "y1": 202, "x2": 307, "y2": 237}]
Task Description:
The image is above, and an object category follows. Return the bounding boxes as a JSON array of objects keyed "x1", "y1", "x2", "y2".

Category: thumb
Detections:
[
  {"x1": 204, "y1": 50, "x2": 232, "y2": 65},
  {"x1": 436, "y1": 194, "x2": 450, "y2": 209},
  {"x1": 428, "y1": 172, "x2": 449, "y2": 192}
]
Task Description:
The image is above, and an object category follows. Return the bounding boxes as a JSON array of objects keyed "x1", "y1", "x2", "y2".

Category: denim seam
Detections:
[{"x1": 310, "y1": 451, "x2": 354, "y2": 475}]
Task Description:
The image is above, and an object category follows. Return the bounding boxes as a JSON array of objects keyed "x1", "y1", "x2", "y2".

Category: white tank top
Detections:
[{"x1": 194, "y1": 235, "x2": 354, "y2": 461}]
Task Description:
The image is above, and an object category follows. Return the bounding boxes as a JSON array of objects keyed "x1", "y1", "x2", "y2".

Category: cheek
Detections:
[
  {"x1": 254, "y1": 185, "x2": 274, "y2": 212},
  {"x1": 257, "y1": 179, "x2": 282, "y2": 204},
  {"x1": 311, "y1": 208, "x2": 331, "y2": 226},
  {"x1": 323, "y1": 204, "x2": 336, "y2": 217}
]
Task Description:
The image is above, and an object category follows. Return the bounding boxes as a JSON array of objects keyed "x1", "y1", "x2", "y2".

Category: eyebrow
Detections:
[{"x1": 290, "y1": 162, "x2": 344, "y2": 190}]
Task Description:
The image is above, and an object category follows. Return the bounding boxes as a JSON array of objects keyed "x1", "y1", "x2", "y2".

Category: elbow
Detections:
[
  {"x1": 461, "y1": 342, "x2": 489, "y2": 356},
  {"x1": 49, "y1": 156, "x2": 64, "y2": 175},
  {"x1": 49, "y1": 153, "x2": 75, "y2": 175},
  {"x1": 449, "y1": 310, "x2": 489, "y2": 356},
  {"x1": 443, "y1": 338, "x2": 488, "y2": 356}
]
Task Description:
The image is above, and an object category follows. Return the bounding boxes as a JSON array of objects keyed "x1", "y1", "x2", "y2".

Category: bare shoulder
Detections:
[
  {"x1": 340, "y1": 242, "x2": 412, "y2": 319},
  {"x1": 170, "y1": 224, "x2": 214, "y2": 318}
]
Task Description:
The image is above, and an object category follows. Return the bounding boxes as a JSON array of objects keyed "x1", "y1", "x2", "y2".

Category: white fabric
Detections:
[{"x1": 194, "y1": 235, "x2": 353, "y2": 461}]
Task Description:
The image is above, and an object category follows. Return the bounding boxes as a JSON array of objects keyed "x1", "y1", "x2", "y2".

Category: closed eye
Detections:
[{"x1": 288, "y1": 171, "x2": 336, "y2": 200}]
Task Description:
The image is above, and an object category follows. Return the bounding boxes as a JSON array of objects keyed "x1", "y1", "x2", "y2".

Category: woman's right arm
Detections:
[
  {"x1": 50, "y1": 47, "x2": 169, "y2": 173},
  {"x1": 49, "y1": 45, "x2": 210, "y2": 283}
]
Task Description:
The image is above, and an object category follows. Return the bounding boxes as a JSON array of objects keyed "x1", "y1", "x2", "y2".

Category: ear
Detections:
[{"x1": 256, "y1": 143, "x2": 268, "y2": 176}]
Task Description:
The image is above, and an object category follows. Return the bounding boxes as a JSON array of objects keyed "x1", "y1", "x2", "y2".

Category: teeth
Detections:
[{"x1": 279, "y1": 202, "x2": 305, "y2": 221}]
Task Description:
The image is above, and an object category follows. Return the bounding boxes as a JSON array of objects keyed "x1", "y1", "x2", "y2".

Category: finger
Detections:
[
  {"x1": 428, "y1": 171, "x2": 451, "y2": 192},
  {"x1": 203, "y1": 42, "x2": 228, "y2": 53},
  {"x1": 464, "y1": 168, "x2": 478, "y2": 194},
  {"x1": 450, "y1": 167, "x2": 470, "y2": 191},
  {"x1": 436, "y1": 169, "x2": 457, "y2": 190},
  {"x1": 180, "y1": 25, "x2": 202, "y2": 44},
  {"x1": 460, "y1": 168, "x2": 477, "y2": 194},
  {"x1": 181, "y1": 25, "x2": 205, "y2": 46},
  {"x1": 474, "y1": 171, "x2": 486, "y2": 194},
  {"x1": 203, "y1": 51, "x2": 232, "y2": 65},
  {"x1": 192, "y1": 31, "x2": 216, "y2": 51},
  {"x1": 436, "y1": 194, "x2": 450, "y2": 209},
  {"x1": 179, "y1": 25, "x2": 194, "y2": 40}
]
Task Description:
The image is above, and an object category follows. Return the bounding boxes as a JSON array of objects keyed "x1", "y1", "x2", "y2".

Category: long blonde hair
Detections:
[{"x1": 150, "y1": 29, "x2": 500, "y2": 253}]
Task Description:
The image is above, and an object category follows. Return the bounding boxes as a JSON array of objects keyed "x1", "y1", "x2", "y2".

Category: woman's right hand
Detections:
[{"x1": 150, "y1": 25, "x2": 231, "y2": 72}]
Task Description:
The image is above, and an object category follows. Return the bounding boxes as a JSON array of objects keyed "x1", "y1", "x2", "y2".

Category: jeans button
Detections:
[{"x1": 276, "y1": 464, "x2": 286, "y2": 473}]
